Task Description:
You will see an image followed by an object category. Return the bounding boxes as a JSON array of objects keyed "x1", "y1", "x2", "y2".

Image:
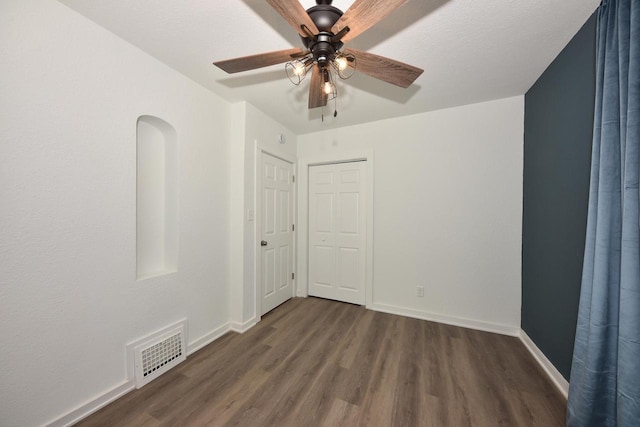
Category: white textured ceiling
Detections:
[{"x1": 58, "y1": 0, "x2": 599, "y2": 134}]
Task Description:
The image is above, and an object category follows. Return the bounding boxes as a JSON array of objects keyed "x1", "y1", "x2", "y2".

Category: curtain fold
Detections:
[{"x1": 567, "y1": 0, "x2": 640, "y2": 426}]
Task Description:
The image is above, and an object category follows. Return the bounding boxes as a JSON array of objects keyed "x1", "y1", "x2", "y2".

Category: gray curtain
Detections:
[{"x1": 567, "y1": 0, "x2": 639, "y2": 426}]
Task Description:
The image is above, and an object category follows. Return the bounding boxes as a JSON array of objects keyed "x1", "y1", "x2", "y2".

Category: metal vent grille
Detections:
[
  {"x1": 129, "y1": 321, "x2": 187, "y2": 389},
  {"x1": 141, "y1": 332, "x2": 183, "y2": 377}
]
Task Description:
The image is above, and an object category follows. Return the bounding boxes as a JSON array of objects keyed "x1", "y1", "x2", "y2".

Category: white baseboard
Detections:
[
  {"x1": 519, "y1": 329, "x2": 569, "y2": 398},
  {"x1": 187, "y1": 322, "x2": 231, "y2": 355},
  {"x1": 46, "y1": 380, "x2": 135, "y2": 427},
  {"x1": 47, "y1": 321, "x2": 234, "y2": 427},
  {"x1": 370, "y1": 303, "x2": 520, "y2": 337},
  {"x1": 230, "y1": 316, "x2": 258, "y2": 333}
]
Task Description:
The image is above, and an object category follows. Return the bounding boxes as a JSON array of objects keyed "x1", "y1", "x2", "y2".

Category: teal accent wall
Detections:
[{"x1": 522, "y1": 13, "x2": 596, "y2": 380}]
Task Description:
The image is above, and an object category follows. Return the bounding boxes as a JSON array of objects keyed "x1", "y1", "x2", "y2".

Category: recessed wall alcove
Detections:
[{"x1": 136, "y1": 115, "x2": 178, "y2": 280}]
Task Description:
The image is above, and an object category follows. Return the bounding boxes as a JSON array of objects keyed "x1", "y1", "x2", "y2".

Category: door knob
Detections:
[{"x1": 261, "y1": 240, "x2": 268, "y2": 247}]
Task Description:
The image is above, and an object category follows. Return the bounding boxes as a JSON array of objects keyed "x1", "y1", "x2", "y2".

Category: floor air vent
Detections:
[{"x1": 128, "y1": 320, "x2": 187, "y2": 388}]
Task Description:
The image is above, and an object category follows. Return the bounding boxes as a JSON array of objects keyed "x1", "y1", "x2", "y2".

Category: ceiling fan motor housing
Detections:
[
  {"x1": 303, "y1": 0, "x2": 344, "y2": 64},
  {"x1": 312, "y1": 33, "x2": 340, "y2": 65},
  {"x1": 307, "y1": 0, "x2": 343, "y2": 32}
]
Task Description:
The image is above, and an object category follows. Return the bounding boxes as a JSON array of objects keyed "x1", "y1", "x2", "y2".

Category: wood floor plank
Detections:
[
  {"x1": 151, "y1": 343, "x2": 273, "y2": 425},
  {"x1": 320, "y1": 398, "x2": 361, "y2": 427},
  {"x1": 391, "y1": 317, "x2": 430, "y2": 427},
  {"x1": 338, "y1": 307, "x2": 374, "y2": 369},
  {"x1": 334, "y1": 311, "x2": 392, "y2": 406},
  {"x1": 222, "y1": 301, "x2": 348, "y2": 426},
  {"x1": 76, "y1": 297, "x2": 567, "y2": 427},
  {"x1": 260, "y1": 296, "x2": 328, "y2": 348},
  {"x1": 356, "y1": 314, "x2": 403, "y2": 426},
  {"x1": 188, "y1": 367, "x2": 272, "y2": 426},
  {"x1": 277, "y1": 304, "x2": 365, "y2": 426},
  {"x1": 259, "y1": 303, "x2": 360, "y2": 425}
]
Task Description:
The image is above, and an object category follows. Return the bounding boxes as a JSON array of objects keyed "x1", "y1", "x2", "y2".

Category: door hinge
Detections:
[
  {"x1": 292, "y1": 175, "x2": 295, "y2": 183},
  {"x1": 292, "y1": 224, "x2": 295, "y2": 231},
  {"x1": 292, "y1": 272, "x2": 295, "y2": 280}
]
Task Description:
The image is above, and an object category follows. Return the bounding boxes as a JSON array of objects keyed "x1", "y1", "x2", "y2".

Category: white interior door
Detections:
[
  {"x1": 260, "y1": 153, "x2": 294, "y2": 315},
  {"x1": 308, "y1": 161, "x2": 366, "y2": 305}
]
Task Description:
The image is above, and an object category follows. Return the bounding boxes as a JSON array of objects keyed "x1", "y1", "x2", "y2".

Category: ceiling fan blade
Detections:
[
  {"x1": 267, "y1": 0, "x2": 319, "y2": 38},
  {"x1": 308, "y1": 66, "x2": 328, "y2": 109},
  {"x1": 344, "y1": 48, "x2": 423, "y2": 88},
  {"x1": 213, "y1": 48, "x2": 305, "y2": 74},
  {"x1": 331, "y1": 0, "x2": 409, "y2": 43}
]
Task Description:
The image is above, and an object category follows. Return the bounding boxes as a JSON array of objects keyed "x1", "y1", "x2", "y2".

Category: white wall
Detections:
[
  {"x1": 297, "y1": 97, "x2": 524, "y2": 334},
  {"x1": 0, "y1": 1, "x2": 232, "y2": 425},
  {"x1": 228, "y1": 103, "x2": 247, "y2": 327}
]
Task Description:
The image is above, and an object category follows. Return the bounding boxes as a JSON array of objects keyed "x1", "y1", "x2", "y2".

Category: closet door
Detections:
[{"x1": 308, "y1": 161, "x2": 366, "y2": 305}]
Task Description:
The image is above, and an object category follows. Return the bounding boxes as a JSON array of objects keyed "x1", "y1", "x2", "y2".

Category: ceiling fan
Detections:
[{"x1": 213, "y1": 0, "x2": 424, "y2": 110}]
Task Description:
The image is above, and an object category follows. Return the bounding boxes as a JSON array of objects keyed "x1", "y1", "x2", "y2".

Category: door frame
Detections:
[
  {"x1": 255, "y1": 147, "x2": 297, "y2": 318},
  {"x1": 297, "y1": 150, "x2": 374, "y2": 308}
]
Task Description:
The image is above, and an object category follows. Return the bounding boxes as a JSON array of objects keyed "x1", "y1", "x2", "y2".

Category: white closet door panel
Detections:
[{"x1": 309, "y1": 162, "x2": 366, "y2": 305}]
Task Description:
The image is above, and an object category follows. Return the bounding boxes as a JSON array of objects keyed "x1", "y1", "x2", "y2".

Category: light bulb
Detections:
[
  {"x1": 335, "y1": 56, "x2": 348, "y2": 71},
  {"x1": 323, "y1": 81, "x2": 333, "y2": 95},
  {"x1": 333, "y1": 53, "x2": 356, "y2": 79},
  {"x1": 293, "y1": 61, "x2": 306, "y2": 76}
]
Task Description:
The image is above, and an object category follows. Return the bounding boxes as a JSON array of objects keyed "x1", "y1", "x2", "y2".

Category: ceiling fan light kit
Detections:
[{"x1": 213, "y1": 0, "x2": 424, "y2": 114}]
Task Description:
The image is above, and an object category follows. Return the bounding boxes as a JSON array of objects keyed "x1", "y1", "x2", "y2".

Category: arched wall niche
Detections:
[{"x1": 136, "y1": 115, "x2": 178, "y2": 280}]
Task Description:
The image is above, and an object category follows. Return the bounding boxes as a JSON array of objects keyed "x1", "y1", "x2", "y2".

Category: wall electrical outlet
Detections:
[{"x1": 416, "y1": 286, "x2": 424, "y2": 297}]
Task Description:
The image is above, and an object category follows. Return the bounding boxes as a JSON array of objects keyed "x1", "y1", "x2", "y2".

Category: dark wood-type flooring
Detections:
[{"x1": 77, "y1": 297, "x2": 566, "y2": 426}]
